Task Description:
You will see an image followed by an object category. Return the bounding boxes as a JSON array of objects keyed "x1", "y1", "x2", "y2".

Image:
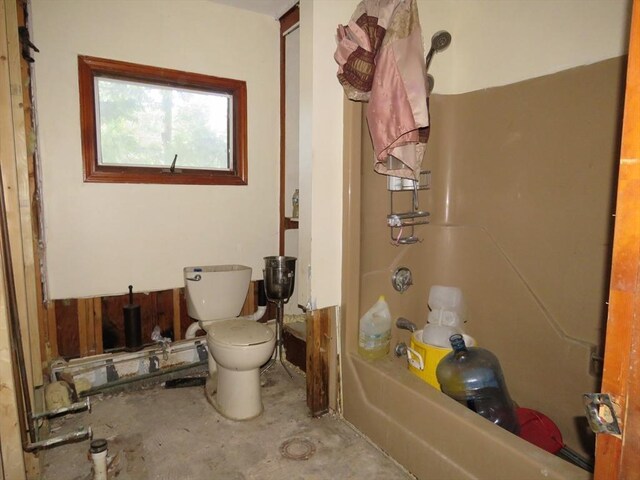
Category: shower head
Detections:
[
  {"x1": 432, "y1": 30, "x2": 452, "y2": 52},
  {"x1": 425, "y1": 30, "x2": 452, "y2": 72}
]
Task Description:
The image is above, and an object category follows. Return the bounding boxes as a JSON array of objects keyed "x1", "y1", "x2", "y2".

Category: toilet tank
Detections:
[{"x1": 184, "y1": 265, "x2": 252, "y2": 321}]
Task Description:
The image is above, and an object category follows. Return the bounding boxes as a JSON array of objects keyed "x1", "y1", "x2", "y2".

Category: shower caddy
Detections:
[
  {"x1": 385, "y1": 30, "x2": 451, "y2": 245},
  {"x1": 387, "y1": 171, "x2": 431, "y2": 244}
]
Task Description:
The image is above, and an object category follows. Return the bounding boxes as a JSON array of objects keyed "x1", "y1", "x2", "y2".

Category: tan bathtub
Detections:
[{"x1": 338, "y1": 58, "x2": 626, "y2": 476}]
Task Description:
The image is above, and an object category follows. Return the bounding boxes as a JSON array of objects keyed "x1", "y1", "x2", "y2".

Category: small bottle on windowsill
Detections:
[{"x1": 292, "y1": 189, "x2": 299, "y2": 219}]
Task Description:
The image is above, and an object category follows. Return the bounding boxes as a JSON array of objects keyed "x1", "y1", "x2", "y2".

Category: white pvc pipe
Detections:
[
  {"x1": 185, "y1": 321, "x2": 203, "y2": 339},
  {"x1": 90, "y1": 439, "x2": 108, "y2": 480},
  {"x1": 245, "y1": 305, "x2": 267, "y2": 322},
  {"x1": 184, "y1": 306, "x2": 267, "y2": 339},
  {"x1": 92, "y1": 451, "x2": 107, "y2": 480}
]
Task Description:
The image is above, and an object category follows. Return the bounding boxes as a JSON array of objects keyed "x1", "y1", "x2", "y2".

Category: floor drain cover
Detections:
[{"x1": 279, "y1": 438, "x2": 316, "y2": 460}]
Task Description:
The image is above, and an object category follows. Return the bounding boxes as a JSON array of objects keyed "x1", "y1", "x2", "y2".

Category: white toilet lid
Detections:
[{"x1": 208, "y1": 319, "x2": 274, "y2": 346}]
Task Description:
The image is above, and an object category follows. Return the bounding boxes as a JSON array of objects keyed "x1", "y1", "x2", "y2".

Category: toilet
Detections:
[{"x1": 184, "y1": 265, "x2": 275, "y2": 420}]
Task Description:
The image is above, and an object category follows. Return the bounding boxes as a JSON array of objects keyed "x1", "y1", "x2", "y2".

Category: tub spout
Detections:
[{"x1": 396, "y1": 317, "x2": 417, "y2": 332}]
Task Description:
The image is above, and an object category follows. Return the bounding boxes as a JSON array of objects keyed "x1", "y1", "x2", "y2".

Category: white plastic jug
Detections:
[
  {"x1": 422, "y1": 285, "x2": 466, "y2": 347},
  {"x1": 358, "y1": 296, "x2": 391, "y2": 360},
  {"x1": 428, "y1": 285, "x2": 465, "y2": 312}
]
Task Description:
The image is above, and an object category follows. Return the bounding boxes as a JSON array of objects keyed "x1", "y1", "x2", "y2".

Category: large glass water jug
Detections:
[{"x1": 436, "y1": 334, "x2": 520, "y2": 434}]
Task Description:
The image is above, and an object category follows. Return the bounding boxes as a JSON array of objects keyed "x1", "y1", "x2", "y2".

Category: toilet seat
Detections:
[{"x1": 208, "y1": 319, "x2": 274, "y2": 347}]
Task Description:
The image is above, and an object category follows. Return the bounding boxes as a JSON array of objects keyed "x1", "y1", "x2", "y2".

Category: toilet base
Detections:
[
  {"x1": 204, "y1": 375, "x2": 217, "y2": 397},
  {"x1": 204, "y1": 367, "x2": 264, "y2": 421}
]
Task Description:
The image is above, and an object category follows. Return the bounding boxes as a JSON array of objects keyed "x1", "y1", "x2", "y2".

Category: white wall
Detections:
[
  {"x1": 423, "y1": 0, "x2": 631, "y2": 94},
  {"x1": 31, "y1": 0, "x2": 630, "y2": 303},
  {"x1": 284, "y1": 26, "x2": 301, "y2": 314},
  {"x1": 298, "y1": 0, "x2": 361, "y2": 310},
  {"x1": 285, "y1": 27, "x2": 300, "y2": 220},
  {"x1": 31, "y1": 0, "x2": 280, "y2": 299}
]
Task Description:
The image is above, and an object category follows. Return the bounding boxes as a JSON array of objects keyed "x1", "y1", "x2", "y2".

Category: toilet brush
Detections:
[{"x1": 123, "y1": 285, "x2": 143, "y2": 351}]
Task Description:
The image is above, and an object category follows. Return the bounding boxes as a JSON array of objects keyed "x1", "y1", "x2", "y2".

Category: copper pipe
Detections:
[{"x1": 0, "y1": 166, "x2": 35, "y2": 445}]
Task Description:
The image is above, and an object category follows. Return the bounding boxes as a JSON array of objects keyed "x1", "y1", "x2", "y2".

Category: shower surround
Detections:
[{"x1": 341, "y1": 57, "x2": 626, "y2": 478}]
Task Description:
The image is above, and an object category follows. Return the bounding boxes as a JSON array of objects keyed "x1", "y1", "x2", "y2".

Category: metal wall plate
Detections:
[
  {"x1": 392, "y1": 267, "x2": 413, "y2": 293},
  {"x1": 583, "y1": 393, "x2": 622, "y2": 436}
]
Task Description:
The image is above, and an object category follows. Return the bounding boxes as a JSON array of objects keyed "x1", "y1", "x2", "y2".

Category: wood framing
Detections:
[
  {"x1": 0, "y1": 1, "x2": 30, "y2": 476},
  {"x1": 14, "y1": 0, "x2": 47, "y2": 380},
  {"x1": 0, "y1": 239, "x2": 26, "y2": 480},
  {"x1": 45, "y1": 303, "x2": 58, "y2": 358},
  {"x1": 0, "y1": 0, "x2": 42, "y2": 397},
  {"x1": 77, "y1": 299, "x2": 88, "y2": 357},
  {"x1": 172, "y1": 288, "x2": 181, "y2": 341},
  {"x1": 93, "y1": 297, "x2": 103, "y2": 354},
  {"x1": 77, "y1": 297, "x2": 102, "y2": 357},
  {"x1": 42, "y1": 281, "x2": 266, "y2": 362}
]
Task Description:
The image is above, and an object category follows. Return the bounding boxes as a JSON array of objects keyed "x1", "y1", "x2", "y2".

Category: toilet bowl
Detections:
[
  {"x1": 184, "y1": 265, "x2": 275, "y2": 420},
  {"x1": 206, "y1": 319, "x2": 275, "y2": 419}
]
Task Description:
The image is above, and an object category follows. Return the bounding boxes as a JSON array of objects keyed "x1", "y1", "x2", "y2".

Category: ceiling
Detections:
[{"x1": 208, "y1": 0, "x2": 298, "y2": 19}]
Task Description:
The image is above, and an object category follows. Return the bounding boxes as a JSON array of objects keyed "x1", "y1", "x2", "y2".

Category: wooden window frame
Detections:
[
  {"x1": 278, "y1": 4, "x2": 300, "y2": 255},
  {"x1": 78, "y1": 55, "x2": 248, "y2": 185}
]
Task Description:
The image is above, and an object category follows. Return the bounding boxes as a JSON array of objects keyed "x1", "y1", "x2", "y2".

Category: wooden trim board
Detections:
[
  {"x1": 306, "y1": 307, "x2": 330, "y2": 417},
  {"x1": 595, "y1": 0, "x2": 640, "y2": 476}
]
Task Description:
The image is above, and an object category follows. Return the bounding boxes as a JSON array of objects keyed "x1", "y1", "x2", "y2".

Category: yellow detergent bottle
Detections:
[{"x1": 358, "y1": 296, "x2": 391, "y2": 360}]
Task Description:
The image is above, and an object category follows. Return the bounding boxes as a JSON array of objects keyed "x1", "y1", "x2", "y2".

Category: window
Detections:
[{"x1": 78, "y1": 56, "x2": 247, "y2": 185}]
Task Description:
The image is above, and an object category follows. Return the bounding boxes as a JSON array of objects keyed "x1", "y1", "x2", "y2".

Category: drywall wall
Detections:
[
  {"x1": 31, "y1": 0, "x2": 630, "y2": 304},
  {"x1": 298, "y1": 0, "x2": 360, "y2": 310},
  {"x1": 423, "y1": 0, "x2": 631, "y2": 94},
  {"x1": 31, "y1": 0, "x2": 280, "y2": 299},
  {"x1": 284, "y1": 26, "x2": 301, "y2": 314}
]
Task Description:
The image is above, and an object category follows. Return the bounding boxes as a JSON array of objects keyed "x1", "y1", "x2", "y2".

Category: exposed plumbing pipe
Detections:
[
  {"x1": 24, "y1": 428, "x2": 92, "y2": 452},
  {"x1": 0, "y1": 161, "x2": 35, "y2": 447},
  {"x1": 245, "y1": 305, "x2": 267, "y2": 322},
  {"x1": 0, "y1": 167, "x2": 93, "y2": 451},
  {"x1": 90, "y1": 439, "x2": 108, "y2": 480},
  {"x1": 184, "y1": 321, "x2": 203, "y2": 340}
]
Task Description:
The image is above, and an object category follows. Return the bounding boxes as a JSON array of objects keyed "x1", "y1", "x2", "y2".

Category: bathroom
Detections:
[{"x1": 0, "y1": 0, "x2": 637, "y2": 478}]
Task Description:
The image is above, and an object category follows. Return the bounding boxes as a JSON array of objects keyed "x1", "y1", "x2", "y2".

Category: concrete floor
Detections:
[{"x1": 42, "y1": 364, "x2": 414, "y2": 479}]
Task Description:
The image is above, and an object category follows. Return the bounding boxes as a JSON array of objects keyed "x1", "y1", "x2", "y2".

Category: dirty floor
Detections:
[{"x1": 41, "y1": 364, "x2": 414, "y2": 479}]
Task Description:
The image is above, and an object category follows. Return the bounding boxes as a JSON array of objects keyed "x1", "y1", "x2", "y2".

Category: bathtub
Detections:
[
  {"x1": 340, "y1": 224, "x2": 591, "y2": 479},
  {"x1": 337, "y1": 69, "x2": 621, "y2": 476},
  {"x1": 341, "y1": 354, "x2": 589, "y2": 479}
]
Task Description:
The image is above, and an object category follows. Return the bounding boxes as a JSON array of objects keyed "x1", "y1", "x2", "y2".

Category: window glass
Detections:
[
  {"x1": 78, "y1": 55, "x2": 247, "y2": 185},
  {"x1": 95, "y1": 77, "x2": 232, "y2": 171}
]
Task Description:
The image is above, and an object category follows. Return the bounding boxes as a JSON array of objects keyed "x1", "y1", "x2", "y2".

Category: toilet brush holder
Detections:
[
  {"x1": 123, "y1": 285, "x2": 143, "y2": 351},
  {"x1": 262, "y1": 256, "x2": 297, "y2": 378}
]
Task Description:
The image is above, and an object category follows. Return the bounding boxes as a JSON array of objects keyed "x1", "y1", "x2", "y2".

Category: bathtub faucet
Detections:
[
  {"x1": 395, "y1": 342, "x2": 409, "y2": 357},
  {"x1": 396, "y1": 317, "x2": 417, "y2": 332}
]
